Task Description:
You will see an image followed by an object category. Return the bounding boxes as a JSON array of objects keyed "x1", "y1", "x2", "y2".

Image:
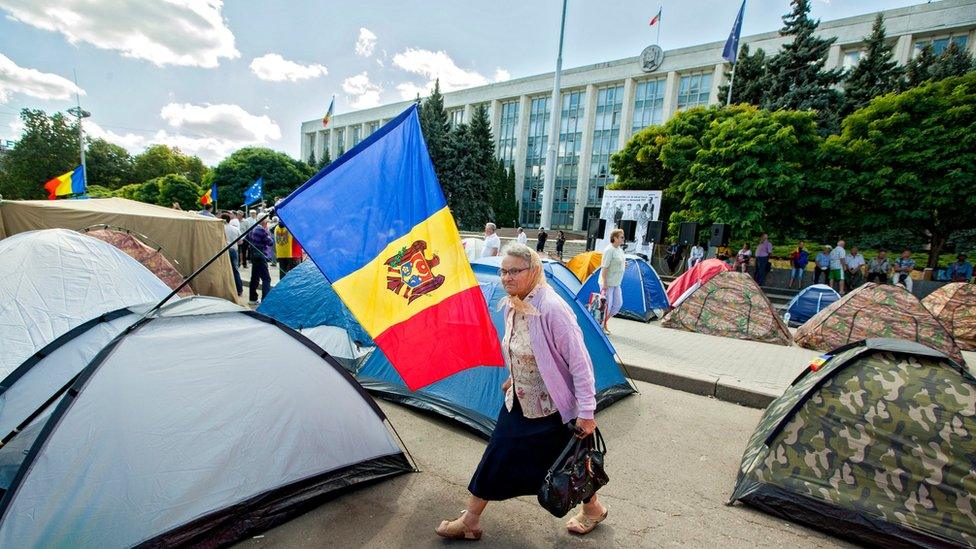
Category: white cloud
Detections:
[
  {"x1": 342, "y1": 72, "x2": 382, "y2": 109},
  {"x1": 160, "y1": 102, "x2": 281, "y2": 142},
  {"x1": 494, "y1": 68, "x2": 511, "y2": 82},
  {"x1": 355, "y1": 27, "x2": 377, "y2": 57},
  {"x1": 0, "y1": 53, "x2": 84, "y2": 103},
  {"x1": 84, "y1": 121, "x2": 147, "y2": 151},
  {"x1": 392, "y1": 48, "x2": 491, "y2": 92},
  {"x1": 0, "y1": 0, "x2": 239, "y2": 68},
  {"x1": 249, "y1": 53, "x2": 327, "y2": 82},
  {"x1": 395, "y1": 81, "x2": 430, "y2": 100}
]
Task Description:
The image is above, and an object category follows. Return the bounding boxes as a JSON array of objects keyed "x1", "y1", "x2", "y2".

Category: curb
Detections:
[{"x1": 622, "y1": 362, "x2": 778, "y2": 409}]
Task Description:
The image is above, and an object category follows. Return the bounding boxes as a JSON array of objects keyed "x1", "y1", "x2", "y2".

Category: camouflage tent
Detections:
[
  {"x1": 794, "y1": 283, "x2": 965, "y2": 365},
  {"x1": 83, "y1": 227, "x2": 193, "y2": 297},
  {"x1": 660, "y1": 271, "x2": 791, "y2": 345},
  {"x1": 730, "y1": 339, "x2": 976, "y2": 547},
  {"x1": 923, "y1": 282, "x2": 976, "y2": 351}
]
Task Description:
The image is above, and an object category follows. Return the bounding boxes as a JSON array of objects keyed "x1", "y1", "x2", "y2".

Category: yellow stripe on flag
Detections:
[{"x1": 332, "y1": 206, "x2": 479, "y2": 337}]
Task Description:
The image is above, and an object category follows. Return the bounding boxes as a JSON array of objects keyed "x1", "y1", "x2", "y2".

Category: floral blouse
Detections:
[{"x1": 503, "y1": 289, "x2": 558, "y2": 419}]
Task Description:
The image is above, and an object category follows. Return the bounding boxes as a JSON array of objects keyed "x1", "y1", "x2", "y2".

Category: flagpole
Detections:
[
  {"x1": 726, "y1": 60, "x2": 738, "y2": 105},
  {"x1": 656, "y1": 7, "x2": 661, "y2": 45},
  {"x1": 539, "y1": 0, "x2": 568, "y2": 230}
]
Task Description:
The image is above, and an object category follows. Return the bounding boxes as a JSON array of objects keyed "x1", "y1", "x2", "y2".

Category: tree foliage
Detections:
[
  {"x1": 86, "y1": 138, "x2": 134, "y2": 190},
  {"x1": 490, "y1": 160, "x2": 519, "y2": 227},
  {"x1": 419, "y1": 79, "x2": 449, "y2": 173},
  {"x1": 209, "y1": 147, "x2": 314, "y2": 208},
  {"x1": 0, "y1": 109, "x2": 79, "y2": 199},
  {"x1": 155, "y1": 174, "x2": 203, "y2": 210},
  {"x1": 843, "y1": 14, "x2": 902, "y2": 114},
  {"x1": 719, "y1": 44, "x2": 768, "y2": 106},
  {"x1": 132, "y1": 144, "x2": 208, "y2": 185}
]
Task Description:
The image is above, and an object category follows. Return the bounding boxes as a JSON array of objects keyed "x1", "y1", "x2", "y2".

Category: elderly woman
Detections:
[{"x1": 436, "y1": 243, "x2": 607, "y2": 540}]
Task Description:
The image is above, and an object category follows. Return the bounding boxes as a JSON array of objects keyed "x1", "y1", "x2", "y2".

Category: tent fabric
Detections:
[
  {"x1": 462, "y1": 237, "x2": 484, "y2": 262},
  {"x1": 666, "y1": 258, "x2": 733, "y2": 307},
  {"x1": 83, "y1": 228, "x2": 193, "y2": 296},
  {"x1": 0, "y1": 297, "x2": 411, "y2": 547},
  {"x1": 0, "y1": 198, "x2": 237, "y2": 301},
  {"x1": 257, "y1": 260, "x2": 374, "y2": 346},
  {"x1": 357, "y1": 260, "x2": 636, "y2": 437},
  {"x1": 730, "y1": 339, "x2": 976, "y2": 547},
  {"x1": 576, "y1": 255, "x2": 669, "y2": 322},
  {"x1": 782, "y1": 284, "x2": 840, "y2": 326},
  {"x1": 471, "y1": 255, "x2": 582, "y2": 296},
  {"x1": 0, "y1": 229, "x2": 172, "y2": 378},
  {"x1": 922, "y1": 282, "x2": 976, "y2": 351},
  {"x1": 299, "y1": 325, "x2": 371, "y2": 372},
  {"x1": 566, "y1": 251, "x2": 602, "y2": 283},
  {"x1": 794, "y1": 283, "x2": 965, "y2": 364},
  {"x1": 661, "y1": 271, "x2": 792, "y2": 345}
]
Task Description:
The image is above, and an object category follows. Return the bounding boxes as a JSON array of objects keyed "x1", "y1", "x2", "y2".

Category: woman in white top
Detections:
[
  {"x1": 687, "y1": 242, "x2": 705, "y2": 269},
  {"x1": 734, "y1": 243, "x2": 751, "y2": 274},
  {"x1": 600, "y1": 229, "x2": 627, "y2": 333},
  {"x1": 516, "y1": 227, "x2": 528, "y2": 245}
]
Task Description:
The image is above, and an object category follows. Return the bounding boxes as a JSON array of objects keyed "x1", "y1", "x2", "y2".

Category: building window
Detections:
[
  {"x1": 552, "y1": 90, "x2": 585, "y2": 229},
  {"x1": 632, "y1": 78, "x2": 666, "y2": 132},
  {"x1": 336, "y1": 128, "x2": 345, "y2": 155},
  {"x1": 366, "y1": 121, "x2": 379, "y2": 135},
  {"x1": 497, "y1": 100, "x2": 519, "y2": 168},
  {"x1": 522, "y1": 96, "x2": 551, "y2": 227},
  {"x1": 448, "y1": 109, "x2": 464, "y2": 128},
  {"x1": 677, "y1": 71, "x2": 713, "y2": 110},
  {"x1": 842, "y1": 49, "x2": 862, "y2": 69},
  {"x1": 591, "y1": 84, "x2": 624, "y2": 206},
  {"x1": 914, "y1": 35, "x2": 968, "y2": 56},
  {"x1": 351, "y1": 126, "x2": 363, "y2": 146}
]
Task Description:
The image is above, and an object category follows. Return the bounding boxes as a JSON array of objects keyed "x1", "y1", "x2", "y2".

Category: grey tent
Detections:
[{"x1": 0, "y1": 297, "x2": 412, "y2": 547}]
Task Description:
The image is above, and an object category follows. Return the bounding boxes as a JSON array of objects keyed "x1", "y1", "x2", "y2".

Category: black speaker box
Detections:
[
  {"x1": 709, "y1": 223, "x2": 731, "y2": 247},
  {"x1": 619, "y1": 220, "x2": 637, "y2": 242},
  {"x1": 644, "y1": 220, "x2": 664, "y2": 244},
  {"x1": 678, "y1": 222, "x2": 698, "y2": 246}
]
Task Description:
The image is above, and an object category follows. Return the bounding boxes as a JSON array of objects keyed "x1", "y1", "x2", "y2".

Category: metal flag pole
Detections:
[
  {"x1": 656, "y1": 7, "x2": 662, "y2": 45},
  {"x1": 726, "y1": 60, "x2": 738, "y2": 106},
  {"x1": 67, "y1": 70, "x2": 90, "y2": 187},
  {"x1": 539, "y1": 0, "x2": 568, "y2": 230}
]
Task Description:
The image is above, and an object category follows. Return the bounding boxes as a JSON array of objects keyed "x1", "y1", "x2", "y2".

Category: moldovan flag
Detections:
[
  {"x1": 43, "y1": 166, "x2": 85, "y2": 200},
  {"x1": 276, "y1": 104, "x2": 503, "y2": 390}
]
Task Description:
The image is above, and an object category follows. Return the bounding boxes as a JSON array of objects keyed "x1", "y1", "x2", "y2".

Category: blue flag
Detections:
[
  {"x1": 210, "y1": 182, "x2": 218, "y2": 205},
  {"x1": 723, "y1": 0, "x2": 746, "y2": 63},
  {"x1": 243, "y1": 177, "x2": 263, "y2": 206}
]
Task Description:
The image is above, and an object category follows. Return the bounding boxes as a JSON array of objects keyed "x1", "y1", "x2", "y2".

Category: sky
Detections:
[{"x1": 0, "y1": 0, "x2": 924, "y2": 165}]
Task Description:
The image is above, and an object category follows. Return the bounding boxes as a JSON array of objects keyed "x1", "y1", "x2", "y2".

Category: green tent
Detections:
[{"x1": 730, "y1": 338, "x2": 976, "y2": 547}]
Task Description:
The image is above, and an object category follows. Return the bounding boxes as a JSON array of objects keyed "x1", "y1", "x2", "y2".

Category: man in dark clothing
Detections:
[
  {"x1": 536, "y1": 227, "x2": 548, "y2": 253},
  {"x1": 246, "y1": 218, "x2": 274, "y2": 305},
  {"x1": 666, "y1": 242, "x2": 684, "y2": 274}
]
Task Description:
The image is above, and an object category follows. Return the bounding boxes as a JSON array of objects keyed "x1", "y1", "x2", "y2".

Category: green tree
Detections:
[
  {"x1": 132, "y1": 144, "x2": 208, "y2": 185},
  {"x1": 929, "y1": 41, "x2": 976, "y2": 81},
  {"x1": 155, "y1": 174, "x2": 203, "y2": 210},
  {"x1": 419, "y1": 79, "x2": 449, "y2": 174},
  {"x1": 441, "y1": 123, "x2": 490, "y2": 230},
  {"x1": 209, "y1": 147, "x2": 314, "y2": 208},
  {"x1": 719, "y1": 44, "x2": 769, "y2": 106},
  {"x1": 827, "y1": 72, "x2": 976, "y2": 267},
  {"x1": 903, "y1": 44, "x2": 938, "y2": 88},
  {"x1": 490, "y1": 159, "x2": 519, "y2": 227},
  {"x1": 843, "y1": 14, "x2": 903, "y2": 114},
  {"x1": 112, "y1": 183, "x2": 141, "y2": 200},
  {"x1": 86, "y1": 138, "x2": 134, "y2": 190},
  {"x1": 762, "y1": 0, "x2": 844, "y2": 133},
  {"x1": 317, "y1": 148, "x2": 331, "y2": 170},
  {"x1": 133, "y1": 178, "x2": 161, "y2": 205},
  {"x1": 306, "y1": 150, "x2": 317, "y2": 168},
  {"x1": 0, "y1": 109, "x2": 79, "y2": 199},
  {"x1": 85, "y1": 184, "x2": 114, "y2": 198}
]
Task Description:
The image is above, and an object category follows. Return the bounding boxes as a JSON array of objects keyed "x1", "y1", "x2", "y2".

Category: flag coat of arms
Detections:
[
  {"x1": 276, "y1": 104, "x2": 503, "y2": 390},
  {"x1": 43, "y1": 166, "x2": 85, "y2": 200}
]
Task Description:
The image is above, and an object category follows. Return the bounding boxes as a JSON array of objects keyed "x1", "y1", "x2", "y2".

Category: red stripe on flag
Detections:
[{"x1": 373, "y1": 286, "x2": 504, "y2": 390}]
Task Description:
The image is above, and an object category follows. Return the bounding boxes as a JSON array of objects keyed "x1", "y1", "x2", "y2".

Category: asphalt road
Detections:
[{"x1": 240, "y1": 381, "x2": 850, "y2": 548}]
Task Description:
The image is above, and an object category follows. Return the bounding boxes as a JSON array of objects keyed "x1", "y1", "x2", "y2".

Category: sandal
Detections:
[
  {"x1": 435, "y1": 511, "x2": 483, "y2": 541},
  {"x1": 566, "y1": 508, "x2": 608, "y2": 535}
]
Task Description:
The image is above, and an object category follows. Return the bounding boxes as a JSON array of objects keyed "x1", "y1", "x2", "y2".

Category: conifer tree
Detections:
[
  {"x1": 306, "y1": 150, "x2": 316, "y2": 168},
  {"x1": 930, "y1": 41, "x2": 976, "y2": 81},
  {"x1": 843, "y1": 14, "x2": 903, "y2": 114},
  {"x1": 419, "y1": 79, "x2": 449, "y2": 174},
  {"x1": 719, "y1": 44, "x2": 768, "y2": 106},
  {"x1": 903, "y1": 44, "x2": 938, "y2": 88},
  {"x1": 317, "y1": 148, "x2": 331, "y2": 170}
]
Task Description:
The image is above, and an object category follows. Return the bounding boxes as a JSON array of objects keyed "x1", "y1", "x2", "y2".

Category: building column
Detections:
[
  {"x1": 708, "y1": 62, "x2": 726, "y2": 105},
  {"x1": 825, "y1": 44, "x2": 842, "y2": 70},
  {"x1": 328, "y1": 127, "x2": 338, "y2": 160},
  {"x1": 618, "y1": 77, "x2": 636, "y2": 151},
  {"x1": 893, "y1": 34, "x2": 914, "y2": 65},
  {"x1": 513, "y1": 94, "x2": 532, "y2": 219},
  {"x1": 661, "y1": 71, "x2": 679, "y2": 121},
  {"x1": 463, "y1": 104, "x2": 474, "y2": 124},
  {"x1": 300, "y1": 132, "x2": 311, "y2": 163},
  {"x1": 573, "y1": 84, "x2": 598, "y2": 231},
  {"x1": 490, "y1": 99, "x2": 502, "y2": 150}
]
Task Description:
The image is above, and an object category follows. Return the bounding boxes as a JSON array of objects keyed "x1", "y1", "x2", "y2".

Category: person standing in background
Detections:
[
  {"x1": 788, "y1": 242, "x2": 809, "y2": 289},
  {"x1": 754, "y1": 233, "x2": 772, "y2": 286},
  {"x1": 600, "y1": 229, "x2": 627, "y2": 333},
  {"x1": 245, "y1": 217, "x2": 274, "y2": 305},
  {"x1": 555, "y1": 231, "x2": 566, "y2": 260},
  {"x1": 845, "y1": 246, "x2": 866, "y2": 290},
  {"x1": 813, "y1": 245, "x2": 831, "y2": 285},
  {"x1": 536, "y1": 227, "x2": 548, "y2": 254},
  {"x1": 220, "y1": 213, "x2": 242, "y2": 297},
  {"x1": 829, "y1": 240, "x2": 847, "y2": 294},
  {"x1": 483, "y1": 223, "x2": 501, "y2": 258},
  {"x1": 274, "y1": 221, "x2": 304, "y2": 277},
  {"x1": 516, "y1": 227, "x2": 528, "y2": 246}
]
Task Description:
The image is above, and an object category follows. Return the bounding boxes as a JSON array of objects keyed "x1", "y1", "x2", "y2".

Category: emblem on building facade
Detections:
[{"x1": 639, "y1": 45, "x2": 665, "y2": 73}]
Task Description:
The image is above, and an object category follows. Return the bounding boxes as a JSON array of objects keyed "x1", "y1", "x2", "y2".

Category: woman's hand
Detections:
[
  {"x1": 502, "y1": 377, "x2": 512, "y2": 392},
  {"x1": 575, "y1": 418, "x2": 597, "y2": 438}
]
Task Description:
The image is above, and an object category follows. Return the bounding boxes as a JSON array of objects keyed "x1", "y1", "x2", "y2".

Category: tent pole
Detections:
[{"x1": 385, "y1": 419, "x2": 421, "y2": 472}]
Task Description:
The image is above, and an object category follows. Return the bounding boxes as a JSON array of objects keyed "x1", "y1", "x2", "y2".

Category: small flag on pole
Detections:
[
  {"x1": 200, "y1": 182, "x2": 217, "y2": 205},
  {"x1": 322, "y1": 96, "x2": 335, "y2": 128},
  {"x1": 723, "y1": 0, "x2": 747, "y2": 63},
  {"x1": 649, "y1": 7, "x2": 662, "y2": 27},
  {"x1": 276, "y1": 104, "x2": 503, "y2": 390},
  {"x1": 43, "y1": 166, "x2": 85, "y2": 200},
  {"x1": 243, "y1": 177, "x2": 263, "y2": 206}
]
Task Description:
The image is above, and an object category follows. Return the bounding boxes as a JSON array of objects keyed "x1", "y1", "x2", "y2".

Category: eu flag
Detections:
[
  {"x1": 276, "y1": 104, "x2": 503, "y2": 390},
  {"x1": 723, "y1": 0, "x2": 747, "y2": 63},
  {"x1": 243, "y1": 177, "x2": 263, "y2": 206}
]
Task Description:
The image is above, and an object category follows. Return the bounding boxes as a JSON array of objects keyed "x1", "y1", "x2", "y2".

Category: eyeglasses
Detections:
[{"x1": 498, "y1": 267, "x2": 529, "y2": 277}]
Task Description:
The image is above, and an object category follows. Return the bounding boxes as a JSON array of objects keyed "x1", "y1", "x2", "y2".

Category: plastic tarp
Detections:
[
  {"x1": 257, "y1": 260, "x2": 374, "y2": 346},
  {"x1": 566, "y1": 251, "x2": 602, "y2": 283},
  {"x1": 0, "y1": 198, "x2": 237, "y2": 301},
  {"x1": 0, "y1": 229, "x2": 172, "y2": 378},
  {"x1": 0, "y1": 298, "x2": 410, "y2": 547},
  {"x1": 783, "y1": 284, "x2": 840, "y2": 326},
  {"x1": 666, "y1": 258, "x2": 732, "y2": 307},
  {"x1": 576, "y1": 255, "x2": 669, "y2": 321},
  {"x1": 357, "y1": 261, "x2": 635, "y2": 437}
]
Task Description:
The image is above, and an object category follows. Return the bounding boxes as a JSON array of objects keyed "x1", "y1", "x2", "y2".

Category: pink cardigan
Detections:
[{"x1": 504, "y1": 285, "x2": 597, "y2": 423}]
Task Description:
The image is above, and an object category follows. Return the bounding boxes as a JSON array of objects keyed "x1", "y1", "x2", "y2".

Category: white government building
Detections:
[{"x1": 301, "y1": 0, "x2": 976, "y2": 231}]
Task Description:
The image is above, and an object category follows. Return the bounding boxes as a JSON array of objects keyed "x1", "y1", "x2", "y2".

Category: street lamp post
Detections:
[{"x1": 540, "y1": 0, "x2": 568, "y2": 230}]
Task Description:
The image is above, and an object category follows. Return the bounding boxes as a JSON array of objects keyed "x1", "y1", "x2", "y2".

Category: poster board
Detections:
[{"x1": 595, "y1": 190, "x2": 662, "y2": 257}]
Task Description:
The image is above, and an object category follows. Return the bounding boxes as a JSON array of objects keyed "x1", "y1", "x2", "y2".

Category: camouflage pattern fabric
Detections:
[
  {"x1": 732, "y1": 346, "x2": 976, "y2": 546},
  {"x1": 923, "y1": 283, "x2": 976, "y2": 351},
  {"x1": 661, "y1": 271, "x2": 791, "y2": 346},
  {"x1": 85, "y1": 229, "x2": 193, "y2": 297},
  {"x1": 794, "y1": 283, "x2": 965, "y2": 365}
]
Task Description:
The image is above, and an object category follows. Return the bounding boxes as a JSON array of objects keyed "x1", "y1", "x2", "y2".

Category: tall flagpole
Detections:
[
  {"x1": 726, "y1": 60, "x2": 738, "y2": 105},
  {"x1": 67, "y1": 70, "x2": 90, "y2": 187},
  {"x1": 539, "y1": 0, "x2": 568, "y2": 230},
  {"x1": 656, "y1": 7, "x2": 662, "y2": 45}
]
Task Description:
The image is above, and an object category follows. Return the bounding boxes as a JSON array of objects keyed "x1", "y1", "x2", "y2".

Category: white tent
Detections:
[
  {"x1": 0, "y1": 229, "x2": 172, "y2": 377},
  {"x1": 299, "y1": 325, "x2": 372, "y2": 372},
  {"x1": 462, "y1": 237, "x2": 484, "y2": 262},
  {"x1": 0, "y1": 297, "x2": 412, "y2": 547}
]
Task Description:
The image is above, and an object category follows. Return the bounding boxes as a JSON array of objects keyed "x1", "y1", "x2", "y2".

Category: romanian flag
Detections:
[
  {"x1": 322, "y1": 96, "x2": 335, "y2": 128},
  {"x1": 43, "y1": 166, "x2": 85, "y2": 200},
  {"x1": 277, "y1": 104, "x2": 503, "y2": 390},
  {"x1": 200, "y1": 183, "x2": 216, "y2": 206},
  {"x1": 649, "y1": 7, "x2": 662, "y2": 26}
]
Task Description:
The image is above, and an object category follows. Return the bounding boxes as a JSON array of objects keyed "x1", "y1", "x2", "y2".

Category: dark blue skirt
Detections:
[{"x1": 468, "y1": 398, "x2": 575, "y2": 501}]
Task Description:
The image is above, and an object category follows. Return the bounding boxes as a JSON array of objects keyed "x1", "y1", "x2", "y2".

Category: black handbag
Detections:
[{"x1": 537, "y1": 427, "x2": 608, "y2": 518}]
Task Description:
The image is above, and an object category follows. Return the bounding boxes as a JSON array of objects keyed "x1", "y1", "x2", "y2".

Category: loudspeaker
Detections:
[
  {"x1": 586, "y1": 219, "x2": 605, "y2": 251},
  {"x1": 644, "y1": 220, "x2": 664, "y2": 244},
  {"x1": 709, "y1": 223, "x2": 731, "y2": 247},
  {"x1": 678, "y1": 222, "x2": 698, "y2": 246},
  {"x1": 619, "y1": 220, "x2": 637, "y2": 242}
]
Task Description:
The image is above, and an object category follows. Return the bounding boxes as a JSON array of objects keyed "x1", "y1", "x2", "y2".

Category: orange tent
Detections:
[{"x1": 566, "y1": 251, "x2": 601, "y2": 282}]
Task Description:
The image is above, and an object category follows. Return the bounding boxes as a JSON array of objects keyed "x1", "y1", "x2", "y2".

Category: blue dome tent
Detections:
[
  {"x1": 576, "y1": 255, "x2": 669, "y2": 322},
  {"x1": 783, "y1": 284, "x2": 841, "y2": 326},
  {"x1": 472, "y1": 255, "x2": 582, "y2": 295}
]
